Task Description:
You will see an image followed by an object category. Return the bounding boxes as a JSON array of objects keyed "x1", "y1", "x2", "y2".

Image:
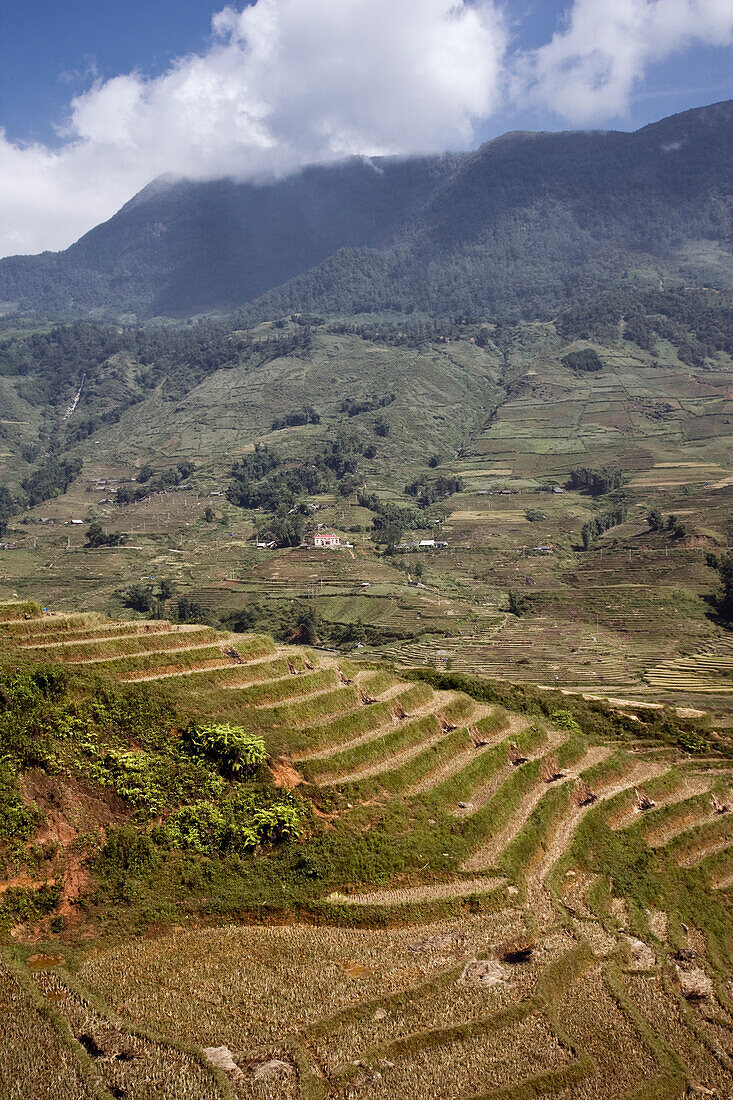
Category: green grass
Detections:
[
  {"x1": 343, "y1": 726, "x2": 471, "y2": 796},
  {"x1": 229, "y1": 667, "x2": 338, "y2": 706},
  {"x1": 419, "y1": 725, "x2": 547, "y2": 811},
  {"x1": 302, "y1": 713, "x2": 441, "y2": 781},
  {"x1": 261, "y1": 684, "x2": 361, "y2": 727}
]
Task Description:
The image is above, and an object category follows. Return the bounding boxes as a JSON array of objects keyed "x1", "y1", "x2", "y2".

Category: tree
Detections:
[
  {"x1": 294, "y1": 603, "x2": 321, "y2": 646},
  {"x1": 646, "y1": 508, "x2": 664, "y2": 532},
  {"x1": 508, "y1": 590, "x2": 532, "y2": 616},
  {"x1": 203, "y1": 505, "x2": 215, "y2": 522},
  {"x1": 85, "y1": 521, "x2": 125, "y2": 548},
  {"x1": 717, "y1": 553, "x2": 733, "y2": 623},
  {"x1": 561, "y1": 348, "x2": 603, "y2": 372},
  {"x1": 567, "y1": 466, "x2": 628, "y2": 496},
  {"x1": 0, "y1": 487, "x2": 15, "y2": 537}
]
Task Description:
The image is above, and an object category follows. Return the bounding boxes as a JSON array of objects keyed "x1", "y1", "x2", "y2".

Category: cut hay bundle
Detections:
[
  {"x1": 635, "y1": 787, "x2": 655, "y2": 812},
  {"x1": 574, "y1": 779, "x2": 596, "y2": 807},
  {"x1": 541, "y1": 754, "x2": 563, "y2": 783},
  {"x1": 469, "y1": 724, "x2": 489, "y2": 747},
  {"x1": 508, "y1": 742, "x2": 528, "y2": 767},
  {"x1": 222, "y1": 646, "x2": 244, "y2": 664}
]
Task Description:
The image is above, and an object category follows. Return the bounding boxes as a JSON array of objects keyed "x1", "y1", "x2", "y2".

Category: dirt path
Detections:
[
  {"x1": 406, "y1": 715, "x2": 528, "y2": 797},
  {"x1": 609, "y1": 776, "x2": 712, "y2": 831},
  {"x1": 526, "y1": 759, "x2": 667, "y2": 930},
  {"x1": 329, "y1": 875, "x2": 506, "y2": 907},
  {"x1": 294, "y1": 689, "x2": 461, "y2": 762}
]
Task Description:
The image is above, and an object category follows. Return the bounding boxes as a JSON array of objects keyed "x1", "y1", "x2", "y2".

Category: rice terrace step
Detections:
[{"x1": 1, "y1": 600, "x2": 732, "y2": 1097}]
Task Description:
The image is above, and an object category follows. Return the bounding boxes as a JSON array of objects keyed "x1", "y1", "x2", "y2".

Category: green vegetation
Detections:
[
  {"x1": 0, "y1": 604, "x2": 731, "y2": 1097},
  {"x1": 0, "y1": 97, "x2": 732, "y2": 1098},
  {"x1": 561, "y1": 348, "x2": 604, "y2": 372},
  {"x1": 567, "y1": 466, "x2": 629, "y2": 497}
]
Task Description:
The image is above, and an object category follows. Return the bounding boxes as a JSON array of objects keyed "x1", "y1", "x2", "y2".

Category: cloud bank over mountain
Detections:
[{"x1": 1, "y1": 0, "x2": 732, "y2": 258}]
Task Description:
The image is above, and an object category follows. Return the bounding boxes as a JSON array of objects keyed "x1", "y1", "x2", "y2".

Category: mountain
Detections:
[
  {"x1": 0, "y1": 154, "x2": 463, "y2": 319},
  {"x1": 1, "y1": 101, "x2": 732, "y2": 321},
  {"x1": 246, "y1": 100, "x2": 733, "y2": 322}
]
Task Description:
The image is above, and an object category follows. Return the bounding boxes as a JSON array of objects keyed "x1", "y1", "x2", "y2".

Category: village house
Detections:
[{"x1": 314, "y1": 533, "x2": 340, "y2": 548}]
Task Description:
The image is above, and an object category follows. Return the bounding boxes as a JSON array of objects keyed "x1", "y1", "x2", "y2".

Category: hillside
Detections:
[
  {"x1": 1, "y1": 599, "x2": 733, "y2": 1097},
  {"x1": 1, "y1": 101, "x2": 732, "y2": 321},
  {"x1": 0, "y1": 155, "x2": 462, "y2": 319},
  {"x1": 0, "y1": 287, "x2": 731, "y2": 711}
]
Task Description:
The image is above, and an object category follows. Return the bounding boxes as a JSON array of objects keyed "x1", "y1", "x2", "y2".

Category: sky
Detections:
[{"x1": 1, "y1": 0, "x2": 732, "y2": 258}]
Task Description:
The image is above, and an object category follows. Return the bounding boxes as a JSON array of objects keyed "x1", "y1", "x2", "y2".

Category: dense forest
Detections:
[{"x1": 1, "y1": 101, "x2": 731, "y2": 322}]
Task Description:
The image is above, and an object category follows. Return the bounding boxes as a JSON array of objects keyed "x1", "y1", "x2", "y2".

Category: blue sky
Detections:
[
  {"x1": 1, "y1": 1, "x2": 222, "y2": 145},
  {"x1": 4, "y1": 1, "x2": 731, "y2": 146},
  {"x1": 1, "y1": 0, "x2": 732, "y2": 257}
]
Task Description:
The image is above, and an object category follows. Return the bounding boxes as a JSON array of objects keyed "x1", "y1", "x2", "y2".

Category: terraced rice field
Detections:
[
  {"x1": 2, "y1": 602, "x2": 733, "y2": 1099},
  {"x1": 645, "y1": 638, "x2": 733, "y2": 693}
]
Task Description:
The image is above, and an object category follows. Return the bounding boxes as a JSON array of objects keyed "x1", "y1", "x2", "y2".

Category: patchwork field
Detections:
[
  {"x1": 1, "y1": 314, "x2": 731, "y2": 718},
  {"x1": 2, "y1": 601, "x2": 733, "y2": 1098}
]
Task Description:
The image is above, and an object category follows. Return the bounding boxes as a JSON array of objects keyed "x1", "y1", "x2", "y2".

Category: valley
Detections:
[
  {"x1": 0, "y1": 95, "x2": 731, "y2": 1100},
  {"x1": 1, "y1": 300, "x2": 731, "y2": 717}
]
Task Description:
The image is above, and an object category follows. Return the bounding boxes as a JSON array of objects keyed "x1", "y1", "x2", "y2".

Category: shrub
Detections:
[
  {"x1": 551, "y1": 710, "x2": 584, "y2": 735},
  {"x1": 181, "y1": 722, "x2": 266, "y2": 777},
  {"x1": 161, "y1": 796, "x2": 302, "y2": 853}
]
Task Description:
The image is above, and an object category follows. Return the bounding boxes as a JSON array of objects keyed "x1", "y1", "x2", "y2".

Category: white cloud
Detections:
[
  {"x1": 2, "y1": 0, "x2": 732, "y2": 259},
  {"x1": 520, "y1": 0, "x2": 733, "y2": 125},
  {"x1": 0, "y1": 0, "x2": 508, "y2": 257}
]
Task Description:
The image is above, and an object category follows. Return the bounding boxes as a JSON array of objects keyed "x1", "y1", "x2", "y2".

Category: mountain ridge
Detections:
[{"x1": 1, "y1": 100, "x2": 732, "y2": 322}]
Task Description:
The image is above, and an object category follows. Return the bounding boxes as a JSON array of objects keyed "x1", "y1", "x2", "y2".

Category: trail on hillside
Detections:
[{"x1": 526, "y1": 758, "x2": 667, "y2": 931}]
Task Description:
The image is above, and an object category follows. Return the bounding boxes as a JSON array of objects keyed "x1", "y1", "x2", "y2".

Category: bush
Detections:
[
  {"x1": 551, "y1": 710, "x2": 584, "y2": 735},
  {"x1": 85, "y1": 521, "x2": 125, "y2": 548},
  {"x1": 181, "y1": 722, "x2": 266, "y2": 778},
  {"x1": 161, "y1": 795, "x2": 302, "y2": 853}
]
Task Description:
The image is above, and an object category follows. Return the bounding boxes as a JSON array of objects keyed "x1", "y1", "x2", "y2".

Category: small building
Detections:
[
  {"x1": 553, "y1": 486, "x2": 565, "y2": 494},
  {"x1": 314, "y1": 533, "x2": 340, "y2": 548},
  {"x1": 419, "y1": 539, "x2": 436, "y2": 549}
]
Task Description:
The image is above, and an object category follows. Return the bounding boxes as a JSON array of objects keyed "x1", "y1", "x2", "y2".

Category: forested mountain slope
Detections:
[
  {"x1": 246, "y1": 100, "x2": 733, "y2": 322},
  {"x1": 1, "y1": 101, "x2": 731, "y2": 321},
  {"x1": 0, "y1": 154, "x2": 462, "y2": 318}
]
